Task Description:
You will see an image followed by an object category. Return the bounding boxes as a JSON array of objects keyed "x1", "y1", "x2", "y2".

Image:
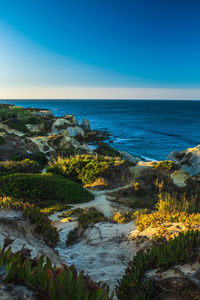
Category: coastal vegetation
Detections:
[
  {"x1": 0, "y1": 238, "x2": 113, "y2": 300},
  {"x1": 116, "y1": 230, "x2": 200, "y2": 300},
  {"x1": 0, "y1": 159, "x2": 41, "y2": 176},
  {"x1": 0, "y1": 104, "x2": 40, "y2": 125},
  {"x1": 47, "y1": 155, "x2": 126, "y2": 185},
  {"x1": 0, "y1": 173, "x2": 94, "y2": 204}
]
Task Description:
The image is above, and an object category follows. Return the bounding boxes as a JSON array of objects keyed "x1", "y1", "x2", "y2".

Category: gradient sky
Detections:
[{"x1": 1, "y1": 0, "x2": 200, "y2": 99}]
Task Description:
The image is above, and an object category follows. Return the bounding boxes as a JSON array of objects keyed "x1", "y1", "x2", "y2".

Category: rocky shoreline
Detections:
[{"x1": 0, "y1": 103, "x2": 200, "y2": 299}]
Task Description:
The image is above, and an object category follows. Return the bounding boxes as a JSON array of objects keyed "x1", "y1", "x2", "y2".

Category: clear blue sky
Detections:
[{"x1": 1, "y1": 0, "x2": 200, "y2": 98}]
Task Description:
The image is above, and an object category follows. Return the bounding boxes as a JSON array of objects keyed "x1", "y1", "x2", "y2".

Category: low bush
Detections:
[
  {"x1": 116, "y1": 230, "x2": 200, "y2": 300},
  {"x1": 0, "y1": 159, "x2": 41, "y2": 177},
  {"x1": 23, "y1": 207, "x2": 59, "y2": 247},
  {"x1": 0, "y1": 136, "x2": 5, "y2": 145},
  {"x1": 154, "y1": 160, "x2": 178, "y2": 171},
  {"x1": 136, "y1": 210, "x2": 200, "y2": 232},
  {"x1": 77, "y1": 207, "x2": 107, "y2": 229},
  {"x1": 95, "y1": 142, "x2": 121, "y2": 157},
  {"x1": 0, "y1": 197, "x2": 59, "y2": 247},
  {"x1": 0, "y1": 173, "x2": 94, "y2": 204},
  {"x1": 11, "y1": 151, "x2": 48, "y2": 166},
  {"x1": 112, "y1": 209, "x2": 147, "y2": 224},
  {"x1": 0, "y1": 238, "x2": 113, "y2": 299},
  {"x1": 0, "y1": 104, "x2": 40, "y2": 124},
  {"x1": 66, "y1": 226, "x2": 85, "y2": 247},
  {"x1": 47, "y1": 155, "x2": 125, "y2": 185}
]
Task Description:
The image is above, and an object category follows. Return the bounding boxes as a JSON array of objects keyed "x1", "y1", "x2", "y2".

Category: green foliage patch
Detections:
[
  {"x1": 95, "y1": 142, "x2": 121, "y2": 157},
  {"x1": 0, "y1": 105, "x2": 40, "y2": 124},
  {"x1": 0, "y1": 238, "x2": 113, "y2": 299},
  {"x1": 11, "y1": 151, "x2": 48, "y2": 166},
  {"x1": 0, "y1": 159, "x2": 41, "y2": 177},
  {"x1": 116, "y1": 230, "x2": 200, "y2": 300},
  {"x1": 47, "y1": 155, "x2": 125, "y2": 185},
  {"x1": 154, "y1": 160, "x2": 178, "y2": 171},
  {"x1": 0, "y1": 173, "x2": 94, "y2": 204}
]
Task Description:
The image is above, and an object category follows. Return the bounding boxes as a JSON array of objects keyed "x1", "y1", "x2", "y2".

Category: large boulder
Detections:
[
  {"x1": 64, "y1": 114, "x2": 78, "y2": 125},
  {"x1": 81, "y1": 119, "x2": 91, "y2": 131},
  {"x1": 51, "y1": 118, "x2": 71, "y2": 134},
  {"x1": 67, "y1": 126, "x2": 84, "y2": 137},
  {"x1": 167, "y1": 145, "x2": 200, "y2": 176}
]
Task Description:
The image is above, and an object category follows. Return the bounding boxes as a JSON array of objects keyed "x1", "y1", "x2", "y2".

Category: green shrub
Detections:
[
  {"x1": 47, "y1": 155, "x2": 125, "y2": 185},
  {"x1": 0, "y1": 159, "x2": 41, "y2": 177},
  {"x1": 0, "y1": 136, "x2": 5, "y2": 145},
  {"x1": 11, "y1": 152, "x2": 48, "y2": 166},
  {"x1": 23, "y1": 206, "x2": 59, "y2": 247},
  {"x1": 0, "y1": 173, "x2": 94, "y2": 204},
  {"x1": 0, "y1": 105, "x2": 40, "y2": 124},
  {"x1": 154, "y1": 160, "x2": 178, "y2": 171},
  {"x1": 66, "y1": 226, "x2": 85, "y2": 247},
  {"x1": 116, "y1": 230, "x2": 200, "y2": 300},
  {"x1": 95, "y1": 142, "x2": 121, "y2": 157},
  {"x1": 77, "y1": 207, "x2": 107, "y2": 229},
  {"x1": 0, "y1": 238, "x2": 113, "y2": 299}
]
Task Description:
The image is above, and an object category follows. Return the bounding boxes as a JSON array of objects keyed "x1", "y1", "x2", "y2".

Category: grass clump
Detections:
[
  {"x1": 0, "y1": 238, "x2": 113, "y2": 299},
  {"x1": 0, "y1": 159, "x2": 41, "y2": 177},
  {"x1": 0, "y1": 173, "x2": 94, "y2": 204},
  {"x1": 116, "y1": 230, "x2": 200, "y2": 300},
  {"x1": 47, "y1": 155, "x2": 125, "y2": 185}
]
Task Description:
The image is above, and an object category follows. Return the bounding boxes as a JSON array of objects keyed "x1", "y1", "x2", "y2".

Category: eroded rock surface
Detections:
[{"x1": 168, "y1": 145, "x2": 200, "y2": 175}]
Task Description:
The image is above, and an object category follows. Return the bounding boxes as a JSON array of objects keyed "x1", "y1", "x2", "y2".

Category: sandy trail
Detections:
[{"x1": 50, "y1": 186, "x2": 137, "y2": 295}]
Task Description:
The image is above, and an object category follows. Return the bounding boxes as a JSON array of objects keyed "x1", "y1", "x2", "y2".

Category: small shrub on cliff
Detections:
[
  {"x1": 0, "y1": 238, "x2": 113, "y2": 299},
  {"x1": 47, "y1": 155, "x2": 125, "y2": 185},
  {"x1": 0, "y1": 173, "x2": 94, "y2": 204},
  {"x1": 154, "y1": 160, "x2": 178, "y2": 171},
  {"x1": 95, "y1": 142, "x2": 121, "y2": 157},
  {"x1": 0, "y1": 159, "x2": 41, "y2": 177},
  {"x1": 23, "y1": 206, "x2": 59, "y2": 247},
  {"x1": 11, "y1": 151, "x2": 48, "y2": 166},
  {"x1": 116, "y1": 230, "x2": 200, "y2": 300},
  {"x1": 0, "y1": 104, "x2": 40, "y2": 124}
]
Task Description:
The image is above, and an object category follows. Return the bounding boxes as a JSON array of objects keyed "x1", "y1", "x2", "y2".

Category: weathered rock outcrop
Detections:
[
  {"x1": 0, "y1": 210, "x2": 62, "y2": 265},
  {"x1": 168, "y1": 145, "x2": 200, "y2": 176},
  {"x1": 0, "y1": 105, "x2": 110, "y2": 161}
]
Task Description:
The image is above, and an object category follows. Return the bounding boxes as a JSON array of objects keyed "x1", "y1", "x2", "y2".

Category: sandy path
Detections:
[{"x1": 50, "y1": 187, "x2": 137, "y2": 295}]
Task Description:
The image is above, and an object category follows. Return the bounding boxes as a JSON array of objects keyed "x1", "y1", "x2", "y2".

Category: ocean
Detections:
[{"x1": 1, "y1": 100, "x2": 200, "y2": 161}]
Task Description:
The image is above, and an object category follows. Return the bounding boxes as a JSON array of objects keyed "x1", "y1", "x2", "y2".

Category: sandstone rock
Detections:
[
  {"x1": 81, "y1": 119, "x2": 91, "y2": 131},
  {"x1": 26, "y1": 124, "x2": 40, "y2": 133},
  {"x1": 64, "y1": 114, "x2": 78, "y2": 125},
  {"x1": 168, "y1": 145, "x2": 200, "y2": 175},
  {"x1": 67, "y1": 126, "x2": 84, "y2": 137},
  {"x1": 171, "y1": 170, "x2": 190, "y2": 187},
  {"x1": 51, "y1": 118, "x2": 71, "y2": 134},
  {"x1": 120, "y1": 151, "x2": 139, "y2": 164}
]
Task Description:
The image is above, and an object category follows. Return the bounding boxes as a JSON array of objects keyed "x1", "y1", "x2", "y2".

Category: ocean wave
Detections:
[{"x1": 141, "y1": 156, "x2": 157, "y2": 162}]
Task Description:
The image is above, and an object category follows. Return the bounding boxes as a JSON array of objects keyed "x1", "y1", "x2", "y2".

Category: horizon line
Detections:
[{"x1": 1, "y1": 86, "x2": 200, "y2": 100}]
